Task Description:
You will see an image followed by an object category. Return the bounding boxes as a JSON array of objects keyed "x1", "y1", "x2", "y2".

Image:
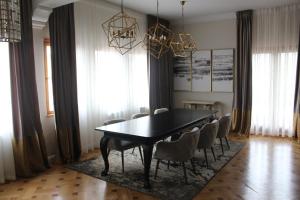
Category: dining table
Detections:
[{"x1": 95, "y1": 108, "x2": 216, "y2": 189}]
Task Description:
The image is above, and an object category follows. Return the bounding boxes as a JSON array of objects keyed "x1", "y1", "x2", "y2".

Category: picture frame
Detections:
[{"x1": 211, "y1": 49, "x2": 234, "y2": 92}]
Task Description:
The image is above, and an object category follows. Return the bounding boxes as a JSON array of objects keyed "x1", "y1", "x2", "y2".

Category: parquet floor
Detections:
[{"x1": 0, "y1": 136, "x2": 299, "y2": 200}]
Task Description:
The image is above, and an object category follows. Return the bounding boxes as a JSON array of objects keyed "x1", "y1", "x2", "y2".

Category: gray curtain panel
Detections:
[
  {"x1": 49, "y1": 3, "x2": 81, "y2": 163},
  {"x1": 147, "y1": 15, "x2": 174, "y2": 114},
  {"x1": 293, "y1": 30, "x2": 300, "y2": 142},
  {"x1": 9, "y1": 0, "x2": 49, "y2": 177},
  {"x1": 232, "y1": 10, "x2": 253, "y2": 135}
]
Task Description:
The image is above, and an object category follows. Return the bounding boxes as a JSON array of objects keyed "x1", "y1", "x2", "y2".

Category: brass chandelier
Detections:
[
  {"x1": 143, "y1": 0, "x2": 174, "y2": 59},
  {"x1": 171, "y1": 0, "x2": 197, "y2": 57},
  {"x1": 102, "y1": 0, "x2": 140, "y2": 55},
  {"x1": 0, "y1": 0, "x2": 21, "y2": 42}
]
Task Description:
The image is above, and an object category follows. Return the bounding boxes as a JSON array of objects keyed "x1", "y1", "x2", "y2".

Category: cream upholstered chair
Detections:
[
  {"x1": 153, "y1": 108, "x2": 170, "y2": 142},
  {"x1": 103, "y1": 119, "x2": 143, "y2": 173},
  {"x1": 197, "y1": 120, "x2": 219, "y2": 168},
  {"x1": 217, "y1": 113, "x2": 231, "y2": 154},
  {"x1": 154, "y1": 108, "x2": 169, "y2": 115},
  {"x1": 130, "y1": 113, "x2": 149, "y2": 154},
  {"x1": 131, "y1": 113, "x2": 149, "y2": 119},
  {"x1": 153, "y1": 127, "x2": 200, "y2": 183}
]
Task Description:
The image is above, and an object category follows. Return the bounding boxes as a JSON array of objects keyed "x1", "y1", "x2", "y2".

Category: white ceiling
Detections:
[
  {"x1": 104, "y1": 0, "x2": 299, "y2": 20},
  {"x1": 32, "y1": 0, "x2": 79, "y2": 28}
]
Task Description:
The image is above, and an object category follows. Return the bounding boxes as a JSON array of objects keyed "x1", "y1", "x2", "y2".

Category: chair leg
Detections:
[
  {"x1": 131, "y1": 147, "x2": 135, "y2": 154},
  {"x1": 211, "y1": 147, "x2": 216, "y2": 161},
  {"x1": 219, "y1": 138, "x2": 224, "y2": 154},
  {"x1": 138, "y1": 146, "x2": 143, "y2": 165},
  {"x1": 154, "y1": 159, "x2": 160, "y2": 179},
  {"x1": 167, "y1": 161, "x2": 170, "y2": 169},
  {"x1": 190, "y1": 159, "x2": 196, "y2": 174},
  {"x1": 182, "y1": 162, "x2": 188, "y2": 184},
  {"x1": 204, "y1": 148, "x2": 209, "y2": 168},
  {"x1": 225, "y1": 136, "x2": 230, "y2": 149},
  {"x1": 121, "y1": 150, "x2": 124, "y2": 173}
]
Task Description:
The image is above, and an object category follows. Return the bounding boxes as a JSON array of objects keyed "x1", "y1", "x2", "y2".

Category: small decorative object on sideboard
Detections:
[{"x1": 182, "y1": 100, "x2": 218, "y2": 111}]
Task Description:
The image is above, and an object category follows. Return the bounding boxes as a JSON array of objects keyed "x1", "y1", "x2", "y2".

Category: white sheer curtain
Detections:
[
  {"x1": 251, "y1": 4, "x2": 300, "y2": 137},
  {"x1": 74, "y1": 1, "x2": 149, "y2": 153},
  {"x1": 0, "y1": 43, "x2": 16, "y2": 183}
]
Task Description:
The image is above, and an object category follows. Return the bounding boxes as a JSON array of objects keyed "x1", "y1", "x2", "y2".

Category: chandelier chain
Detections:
[
  {"x1": 181, "y1": 0, "x2": 185, "y2": 32},
  {"x1": 121, "y1": 0, "x2": 124, "y2": 13},
  {"x1": 156, "y1": 0, "x2": 159, "y2": 24}
]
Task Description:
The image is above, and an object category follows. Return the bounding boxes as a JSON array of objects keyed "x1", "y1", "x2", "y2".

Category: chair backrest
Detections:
[
  {"x1": 154, "y1": 108, "x2": 169, "y2": 115},
  {"x1": 131, "y1": 113, "x2": 149, "y2": 119},
  {"x1": 198, "y1": 119, "x2": 219, "y2": 149},
  {"x1": 178, "y1": 127, "x2": 201, "y2": 160},
  {"x1": 217, "y1": 113, "x2": 231, "y2": 138},
  {"x1": 103, "y1": 119, "x2": 126, "y2": 126},
  {"x1": 103, "y1": 119, "x2": 126, "y2": 149}
]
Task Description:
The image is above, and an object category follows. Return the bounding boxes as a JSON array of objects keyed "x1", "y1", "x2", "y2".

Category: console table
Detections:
[{"x1": 182, "y1": 100, "x2": 218, "y2": 111}]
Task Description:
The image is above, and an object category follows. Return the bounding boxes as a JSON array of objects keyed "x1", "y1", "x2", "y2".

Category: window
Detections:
[
  {"x1": 44, "y1": 39, "x2": 54, "y2": 116},
  {"x1": 251, "y1": 52, "x2": 297, "y2": 136},
  {"x1": 250, "y1": 5, "x2": 298, "y2": 137},
  {"x1": 0, "y1": 42, "x2": 14, "y2": 136}
]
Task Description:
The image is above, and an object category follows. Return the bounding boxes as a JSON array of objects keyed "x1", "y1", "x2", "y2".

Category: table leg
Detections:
[
  {"x1": 100, "y1": 136, "x2": 110, "y2": 176},
  {"x1": 142, "y1": 144, "x2": 154, "y2": 189}
]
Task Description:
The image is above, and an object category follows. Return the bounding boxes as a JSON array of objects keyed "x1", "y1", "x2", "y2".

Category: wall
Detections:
[
  {"x1": 33, "y1": 25, "x2": 58, "y2": 158},
  {"x1": 172, "y1": 19, "x2": 237, "y2": 115}
]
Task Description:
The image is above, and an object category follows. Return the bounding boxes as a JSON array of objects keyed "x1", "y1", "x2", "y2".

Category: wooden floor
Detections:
[{"x1": 0, "y1": 136, "x2": 299, "y2": 200}]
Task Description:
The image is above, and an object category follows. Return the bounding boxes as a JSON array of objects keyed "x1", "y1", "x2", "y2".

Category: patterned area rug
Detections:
[{"x1": 68, "y1": 141, "x2": 244, "y2": 200}]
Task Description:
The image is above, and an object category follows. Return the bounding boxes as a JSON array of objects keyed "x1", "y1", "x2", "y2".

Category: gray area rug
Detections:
[{"x1": 68, "y1": 141, "x2": 244, "y2": 200}]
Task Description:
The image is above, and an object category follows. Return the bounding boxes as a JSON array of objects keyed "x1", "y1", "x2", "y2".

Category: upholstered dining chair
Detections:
[
  {"x1": 217, "y1": 113, "x2": 231, "y2": 154},
  {"x1": 131, "y1": 113, "x2": 149, "y2": 119},
  {"x1": 154, "y1": 108, "x2": 171, "y2": 141},
  {"x1": 197, "y1": 120, "x2": 219, "y2": 168},
  {"x1": 153, "y1": 127, "x2": 200, "y2": 183},
  {"x1": 103, "y1": 119, "x2": 144, "y2": 173},
  {"x1": 154, "y1": 108, "x2": 169, "y2": 115},
  {"x1": 130, "y1": 113, "x2": 149, "y2": 154}
]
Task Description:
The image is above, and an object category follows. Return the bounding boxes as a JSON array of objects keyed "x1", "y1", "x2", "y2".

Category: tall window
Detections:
[
  {"x1": 0, "y1": 42, "x2": 16, "y2": 183},
  {"x1": 251, "y1": 52, "x2": 297, "y2": 136},
  {"x1": 251, "y1": 5, "x2": 299, "y2": 137},
  {"x1": 44, "y1": 39, "x2": 54, "y2": 116},
  {"x1": 0, "y1": 43, "x2": 14, "y2": 136}
]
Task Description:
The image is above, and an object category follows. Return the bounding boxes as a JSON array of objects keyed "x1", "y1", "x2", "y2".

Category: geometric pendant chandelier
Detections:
[
  {"x1": 102, "y1": 0, "x2": 141, "y2": 55},
  {"x1": 0, "y1": 0, "x2": 21, "y2": 42},
  {"x1": 171, "y1": 0, "x2": 197, "y2": 57},
  {"x1": 143, "y1": 0, "x2": 174, "y2": 59}
]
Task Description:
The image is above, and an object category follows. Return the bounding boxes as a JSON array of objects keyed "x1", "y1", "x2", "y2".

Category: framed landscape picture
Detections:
[
  {"x1": 173, "y1": 53, "x2": 192, "y2": 91},
  {"x1": 191, "y1": 50, "x2": 212, "y2": 92},
  {"x1": 212, "y1": 49, "x2": 234, "y2": 92}
]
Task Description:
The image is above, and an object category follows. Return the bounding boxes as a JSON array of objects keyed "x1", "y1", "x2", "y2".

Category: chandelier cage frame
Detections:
[
  {"x1": 143, "y1": 0, "x2": 174, "y2": 59},
  {"x1": 0, "y1": 0, "x2": 21, "y2": 42},
  {"x1": 102, "y1": 0, "x2": 141, "y2": 55},
  {"x1": 170, "y1": 0, "x2": 198, "y2": 58}
]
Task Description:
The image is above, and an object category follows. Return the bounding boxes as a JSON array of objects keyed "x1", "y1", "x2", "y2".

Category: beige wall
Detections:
[
  {"x1": 172, "y1": 19, "x2": 236, "y2": 115},
  {"x1": 33, "y1": 26, "x2": 57, "y2": 157}
]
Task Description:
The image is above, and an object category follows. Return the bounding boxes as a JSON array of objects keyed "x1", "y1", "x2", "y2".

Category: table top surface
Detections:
[{"x1": 95, "y1": 109, "x2": 216, "y2": 143}]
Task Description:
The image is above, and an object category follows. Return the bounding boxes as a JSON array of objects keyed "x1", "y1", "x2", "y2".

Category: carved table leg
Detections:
[
  {"x1": 142, "y1": 144, "x2": 154, "y2": 189},
  {"x1": 100, "y1": 135, "x2": 110, "y2": 176}
]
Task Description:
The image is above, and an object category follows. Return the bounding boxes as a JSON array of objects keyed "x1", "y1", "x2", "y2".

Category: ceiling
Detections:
[
  {"x1": 31, "y1": 0, "x2": 298, "y2": 28},
  {"x1": 32, "y1": 0, "x2": 79, "y2": 28},
  {"x1": 104, "y1": 0, "x2": 298, "y2": 20}
]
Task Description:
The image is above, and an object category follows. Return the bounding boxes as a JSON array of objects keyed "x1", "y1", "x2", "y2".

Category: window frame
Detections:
[{"x1": 44, "y1": 38, "x2": 54, "y2": 117}]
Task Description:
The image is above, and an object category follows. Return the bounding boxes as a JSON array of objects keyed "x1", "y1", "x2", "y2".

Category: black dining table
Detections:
[{"x1": 95, "y1": 108, "x2": 216, "y2": 189}]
